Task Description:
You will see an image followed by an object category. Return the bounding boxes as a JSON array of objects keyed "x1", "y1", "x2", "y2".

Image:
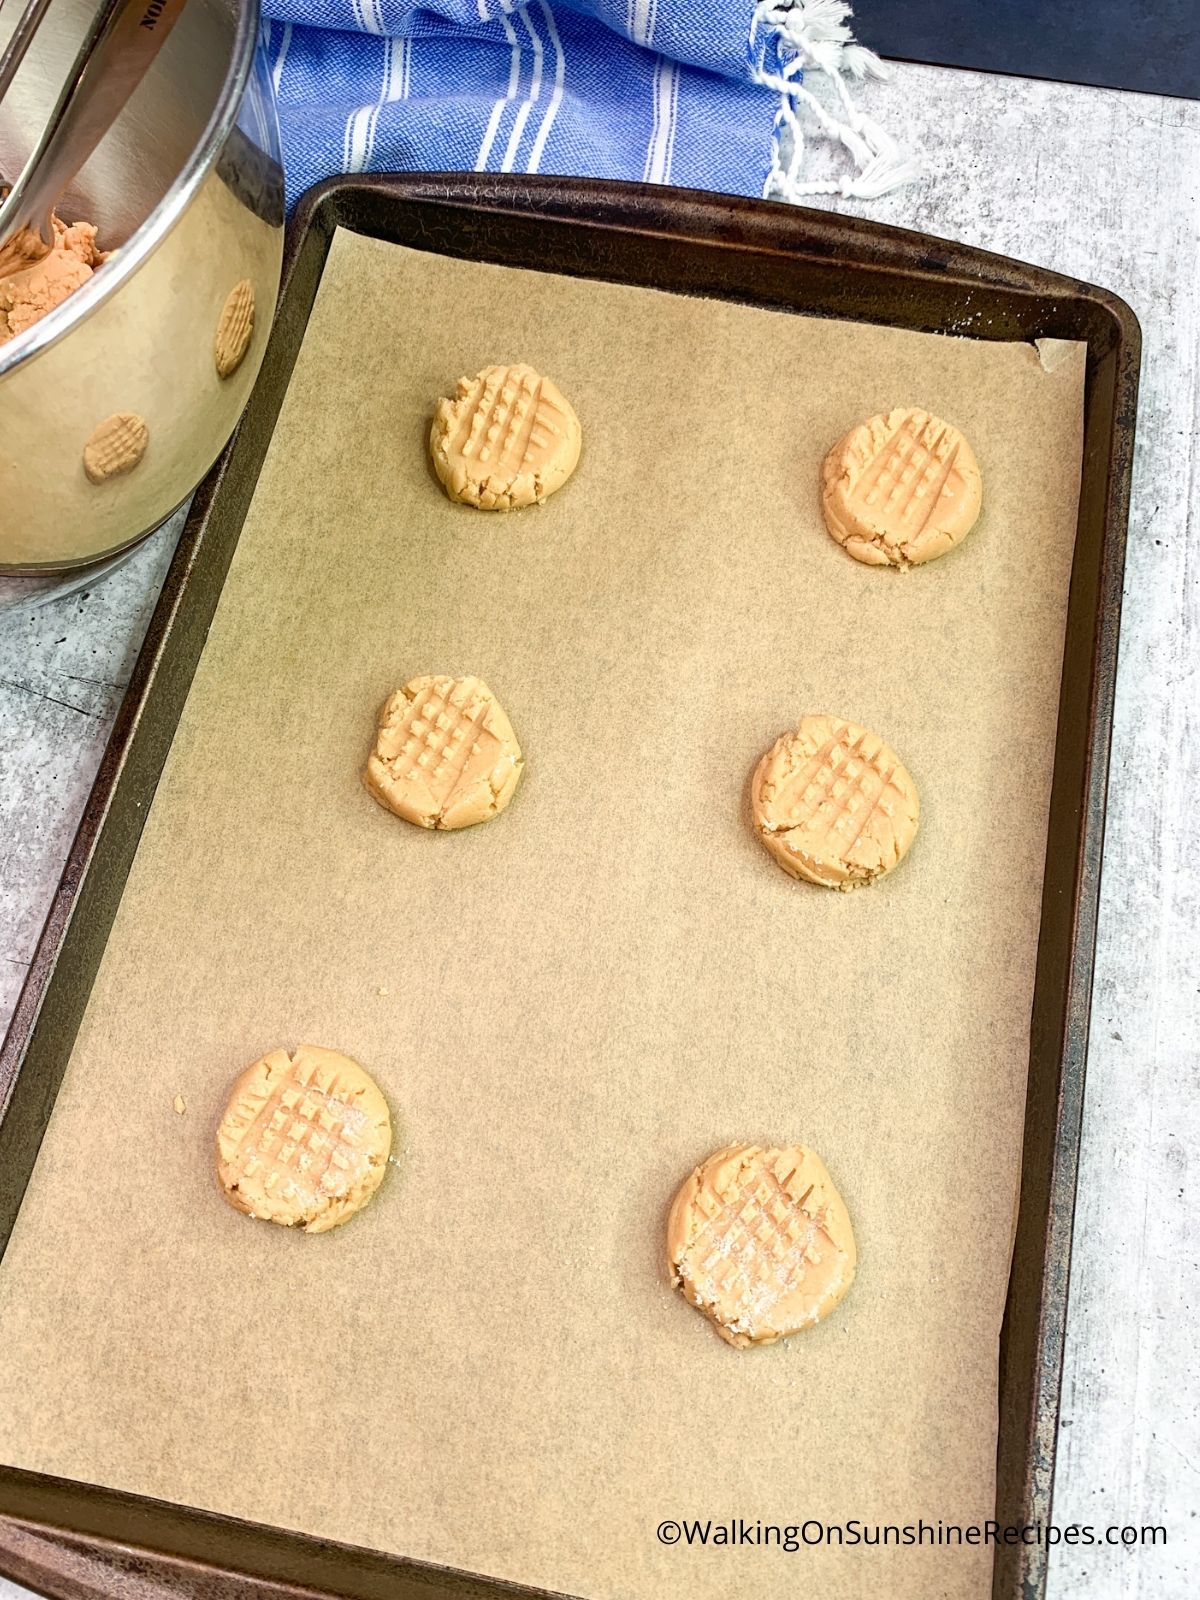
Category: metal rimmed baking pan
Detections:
[{"x1": 0, "y1": 174, "x2": 1140, "y2": 1600}]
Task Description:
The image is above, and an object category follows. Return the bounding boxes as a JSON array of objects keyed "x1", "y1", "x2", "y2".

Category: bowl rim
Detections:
[{"x1": 0, "y1": 0, "x2": 262, "y2": 380}]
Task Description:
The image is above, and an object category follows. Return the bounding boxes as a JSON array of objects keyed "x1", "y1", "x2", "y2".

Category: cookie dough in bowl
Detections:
[
  {"x1": 430, "y1": 363, "x2": 581, "y2": 509},
  {"x1": 0, "y1": 214, "x2": 110, "y2": 344},
  {"x1": 216, "y1": 1045, "x2": 393, "y2": 1233},
  {"x1": 822, "y1": 406, "x2": 982, "y2": 567},
  {"x1": 668, "y1": 1143, "x2": 856, "y2": 1348},
  {"x1": 363, "y1": 674, "x2": 523, "y2": 830},
  {"x1": 751, "y1": 714, "x2": 919, "y2": 888}
]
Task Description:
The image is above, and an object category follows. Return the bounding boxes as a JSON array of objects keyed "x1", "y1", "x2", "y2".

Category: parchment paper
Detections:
[{"x1": 0, "y1": 230, "x2": 1086, "y2": 1600}]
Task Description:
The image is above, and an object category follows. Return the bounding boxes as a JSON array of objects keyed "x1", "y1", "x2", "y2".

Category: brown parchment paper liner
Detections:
[{"x1": 0, "y1": 231, "x2": 1085, "y2": 1600}]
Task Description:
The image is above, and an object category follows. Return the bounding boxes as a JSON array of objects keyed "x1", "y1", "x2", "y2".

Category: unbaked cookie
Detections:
[
  {"x1": 751, "y1": 714, "x2": 919, "y2": 889},
  {"x1": 363, "y1": 674, "x2": 523, "y2": 830},
  {"x1": 668, "y1": 1143, "x2": 856, "y2": 1348},
  {"x1": 83, "y1": 412, "x2": 148, "y2": 484},
  {"x1": 216, "y1": 1045, "x2": 392, "y2": 1233},
  {"x1": 822, "y1": 407, "x2": 982, "y2": 567},
  {"x1": 214, "y1": 278, "x2": 254, "y2": 378},
  {"x1": 430, "y1": 363, "x2": 581, "y2": 509}
]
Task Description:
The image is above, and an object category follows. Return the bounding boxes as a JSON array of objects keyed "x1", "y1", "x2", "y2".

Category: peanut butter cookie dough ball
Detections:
[
  {"x1": 751, "y1": 715, "x2": 919, "y2": 889},
  {"x1": 216, "y1": 1045, "x2": 392, "y2": 1233},
  {"x1": 430, "y1": 363, "x2": 581, "y2": 509},
  {"x1": 363, "y1": 674, "x2": 523, "y2": 830},
  {"x1": 668, "y1": 1143, "x2": 856, "y2": 1348},
  {"x1": 822, "y1": 406, "x2": 982, "y2": 567}
]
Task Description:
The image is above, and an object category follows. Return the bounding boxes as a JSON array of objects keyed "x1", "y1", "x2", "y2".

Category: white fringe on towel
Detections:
[{"x1": 750, "y1": 0, "x2": 921, "y2": 201}]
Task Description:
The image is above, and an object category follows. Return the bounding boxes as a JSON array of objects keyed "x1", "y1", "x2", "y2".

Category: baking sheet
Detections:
[{"x1": 0, "y1": 229, "x2": 1086, "y2": 1600}]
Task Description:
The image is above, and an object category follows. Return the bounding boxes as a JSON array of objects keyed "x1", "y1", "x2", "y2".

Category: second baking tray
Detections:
[{"x1": 0, "y1": 175, "x2": 1138, "y2": 1600}]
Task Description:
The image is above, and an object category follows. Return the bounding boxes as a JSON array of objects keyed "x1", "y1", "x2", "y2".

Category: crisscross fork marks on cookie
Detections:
[
  {"x1": 777, "y1": 724, "x2": 868, "y2": 822},
  {"x1": 824, "y1": 406, "x2": 981, "y2": 568},
  {"x1": 218, "y1": 1047, "x2": 392, "y2": 1232},
  {"x1": 227, "y1": 1054, "x2": 367, "y2": 1203},
  {"x1": 809, "y1": 746, "x2": 905, "y2": 855},
  {"x1": 857, "y1": 410, "x2": 931, "y2": 503},
  {"x1": 365, "y1": 674, "x2": 522, "y2": 831},
  {"x1": 669, "y1": 1144, "x2": 857, "y2": 1344},
  {"x1": 453, "y1": 365, "x2": 564, "y2": 476},
  {"x1": 689, "y1": 1159, "x2": 830, "y2": 1327},
  {"x1": 215, "y1": 279, "x2": 255, "y2": 378},
  {"x1": 389, "y1": 679, "x2": 496, "y2": 796},
  {"x1": 841, "y1": 752, "x2": 908, "y2": 851},
  {"x1": 752, "y1": 716, "x2": 919, "y2": 887},
  {"x1": 905, "y1": 432, "x2": 962, "y2": 537},
  {"x1": 856, "y1": 411, "x2": 963, "y2": 539},
  {"x1": 773, "y1": 724, "x2": 901, "y2": 851},
  {"x1": 431, "y1": 363, "x2": 581, "y2": 509},
  {"x1": 83, "y1": 412, "x2": 148, "y2": 484}
]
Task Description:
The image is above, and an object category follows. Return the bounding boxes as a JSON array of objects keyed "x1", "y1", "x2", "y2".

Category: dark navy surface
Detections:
[{"x1": 853, "y1": 0, "x2": 1200, "y2": 99}]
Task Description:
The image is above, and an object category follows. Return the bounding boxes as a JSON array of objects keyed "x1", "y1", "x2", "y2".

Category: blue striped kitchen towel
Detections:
[{"x1": 259, "y1": 0, "x2": 919, "y2": 211}]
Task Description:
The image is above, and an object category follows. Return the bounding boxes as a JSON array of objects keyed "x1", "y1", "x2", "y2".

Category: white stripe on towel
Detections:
[
  {"x1": 500, "y1": 5, "x2": 543, "y2": 174},
  {"x1": 643, "y1": 55, "x2": 678, "y2": 184},
  {"x1": 476, "y1": 8, "x2": 523, "y2": 171},
  {"x1": 525, "y1": 0, "x2": 565, "y2": 174},
  {"x1": 629, "y1": 0, "x2": 655, "y2": 47},
  {"x1": 666, "y1": 45, "x2": 678, "y2": 179},
  {"x1": 342, "y1": 0, "x2": 368, "y2": 170},
  {"x1": 346, "y1": 31, "x2": 413, "y2": 175},
  {"x1": 345, "y1": 105, "x2": 372, "y2": 172}
]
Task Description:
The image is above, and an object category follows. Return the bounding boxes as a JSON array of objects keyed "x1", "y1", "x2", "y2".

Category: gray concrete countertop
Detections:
[{"x1": 1, "y1": 61, "x2": 1196, "y2": 1600}]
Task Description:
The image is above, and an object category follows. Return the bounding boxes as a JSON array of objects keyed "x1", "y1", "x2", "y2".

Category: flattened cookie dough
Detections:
[
  {"x1": 216, "y1": 1045, "x2": 392, "y2": 1233},
  {"x1": 668, "y1": 1143, "x2": 856, "y2": 1347},
  {"x1": 822, "y1": 406, "x2": 982, "y2": 567},
  {"x1": 752, "y1": 715, "x2": 919, "y2": 888},
  {"x1": 430, "y1": 362, "x2": 581, "y2": 509},
  {"x1": 364, "y1": 674, "x2": 523, "y2": 830},
  {"x1": 214, "y1": 278, "x2": 254, "y2": 378},
  {"x1": 83, "y1": 412, "x2": 148, "y2": 484}
]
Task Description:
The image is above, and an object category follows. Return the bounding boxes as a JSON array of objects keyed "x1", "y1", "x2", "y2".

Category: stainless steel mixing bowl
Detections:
[{"x1": 0, "y1": 0, "x2": 284, "y2": 570}]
